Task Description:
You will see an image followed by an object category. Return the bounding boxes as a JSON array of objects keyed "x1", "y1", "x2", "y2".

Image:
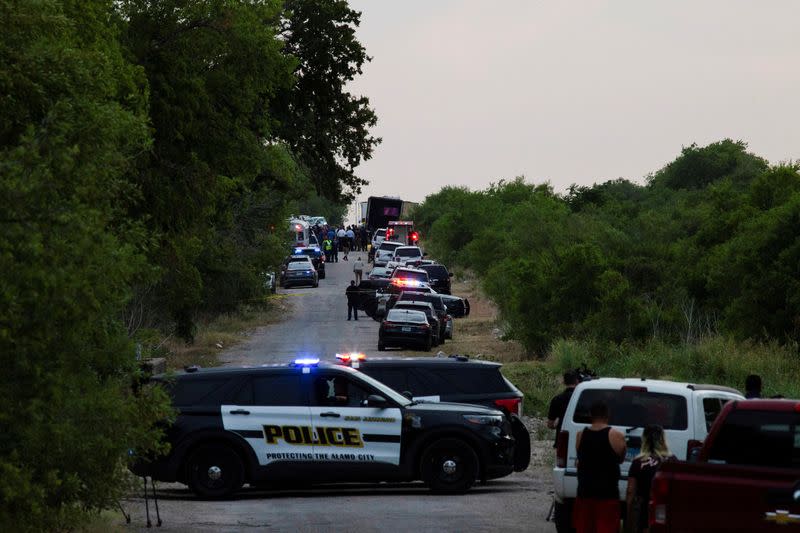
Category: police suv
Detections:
[{"x1": 133, "y1": 359, "x2": 517, "y2": 498}]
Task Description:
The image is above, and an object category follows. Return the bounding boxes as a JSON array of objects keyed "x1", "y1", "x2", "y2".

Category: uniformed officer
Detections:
[
  {"x1": 346, "y1": 281, "x2": 359, "y2": 321},
  {"x1": 322, "y1": 238, "x2": 333, "y2": 262}
]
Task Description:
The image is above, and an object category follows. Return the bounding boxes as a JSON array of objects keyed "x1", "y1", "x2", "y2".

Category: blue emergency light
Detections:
[{"x1": 293, "y1": 357, "x2": 320, "y2": 366}]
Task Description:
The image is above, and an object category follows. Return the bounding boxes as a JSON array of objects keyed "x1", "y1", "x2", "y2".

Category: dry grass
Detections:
[
  {"x1": 164, "y1": 298, "x2": 290, "y2": 370},
  {"x1": 437, "y1": 276, "x2": 528, "y2": 362}
]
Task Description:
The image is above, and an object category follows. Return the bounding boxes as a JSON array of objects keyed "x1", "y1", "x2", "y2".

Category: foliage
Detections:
[
  {"x1": 1, "y1": 0, "x2": 377, "y2": 528},
  {"x1": 417, "y1": 141, "x2": 800, "y2": 355},
  {"x1": 274, "y1": 0, "x2": 381, "y2": 201},
  {"x1": 0, "y1": 0, "x2": 172, "y2": 529}
]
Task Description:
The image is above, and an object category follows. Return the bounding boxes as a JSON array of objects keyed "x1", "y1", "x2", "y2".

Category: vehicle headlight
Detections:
[{"x1": 462, "y1": 414, "x2": 503, "y2": 426}]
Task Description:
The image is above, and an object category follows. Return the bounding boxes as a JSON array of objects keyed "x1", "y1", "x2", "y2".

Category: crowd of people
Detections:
[{"x1": 314, "y1": 223, "x2": 371, "y2": 263}]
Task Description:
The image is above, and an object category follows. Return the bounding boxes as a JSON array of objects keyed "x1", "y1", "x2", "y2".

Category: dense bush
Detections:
[
  {"x1": 1, "y1": 0, "x2": 376, "y2": 528},
  {"x1": 416, "y1": 141, "x2": 800, "y2": 355}
]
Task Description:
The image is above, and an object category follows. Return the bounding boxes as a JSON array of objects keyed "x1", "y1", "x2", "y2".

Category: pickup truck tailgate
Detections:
[{"x1": 657, "y1": 461, "x2": 800, "y2": 531}]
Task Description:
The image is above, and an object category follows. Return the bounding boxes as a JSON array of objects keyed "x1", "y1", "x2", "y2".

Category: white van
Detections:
[
  {"x1": 552, "y1": 377, "x2": 742, "y2": 531},
  {"x1": 289, "y1": 218, "x2": 310, "y2": 248}
]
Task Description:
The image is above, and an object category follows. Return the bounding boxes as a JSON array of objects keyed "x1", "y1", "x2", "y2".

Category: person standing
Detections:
[
  {"x1": 353, "y1": 257, "x2": 364, "y2": 284},
  {"x1": 322, "y1": 237, "x2": 333, "y2": 262},
  {"x1": 332, "y1": 235, "x2": 339, "y2": 263},
  {"x1": 745, "y1": 374, "x2": 762, "y2": 399},
  {"x1": 574, "y1": 401, "x2": 626, "y2": 533},
  {"x1": 345, "y1": 281, "x2": 359, "y2": 321},
  {"x1": 547, "y1": 371, "x2": 579, "y2": 446},
  {"x1": 626, "y1": 425, "x2": 675, "y2": 533}
]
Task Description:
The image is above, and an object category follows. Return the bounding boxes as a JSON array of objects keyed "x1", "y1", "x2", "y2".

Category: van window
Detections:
[
  {"x1": 703, "y1": 397, "x2": 728, "y2": 431},
  {"x1": 573, "y1": 389, "x2": 688, "y2": 430},
  {"x1": 707, "y1": 410, "x2": 800, "y2": 468}
]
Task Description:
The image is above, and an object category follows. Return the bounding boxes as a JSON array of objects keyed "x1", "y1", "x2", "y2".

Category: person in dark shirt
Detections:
[
  {"x1": 745, "y1": 374, "x2": 762, "y2": 399},
  {"x1": 547, "y1": 371, "x2": 578, "y2": 447},
  {"x1": 345, "y1": 281, "x2": 359, "y2": 321},
  {"x1": 626, "y1": 425, "x2": 675, "y2": 532},
  {"x1": 574, "y1": 401, "x2": 626, "y2": 533}
]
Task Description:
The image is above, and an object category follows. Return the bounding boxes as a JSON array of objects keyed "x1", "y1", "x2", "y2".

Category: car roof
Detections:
[
  {"x1": 289, "y1": 255, "x2": 313, "y2": 259},
  {"x1": 395, "y1": 246, "x2": 421, "y2": 250},
  {"x1": 353, "y1": 356, "x2": 501, "y2": 369},
  {"x1": 394, "y1": 267, "x2": 426, "y2": 274},
  {"x1": 154, "y1": 361, "x2": 355, "y2": 380},
  {"x1": 575, "y1": 377, "x2": 742, "y2": 396}
]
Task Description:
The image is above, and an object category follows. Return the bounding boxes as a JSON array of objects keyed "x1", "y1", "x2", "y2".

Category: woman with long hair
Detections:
[{"x1": 626, "y1": 425, "x2": 675, "y2": 532}]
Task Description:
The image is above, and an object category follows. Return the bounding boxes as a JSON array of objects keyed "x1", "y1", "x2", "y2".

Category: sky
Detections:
[{"x1": 345, "y1": 0, "x2": 800, "y2": 213}]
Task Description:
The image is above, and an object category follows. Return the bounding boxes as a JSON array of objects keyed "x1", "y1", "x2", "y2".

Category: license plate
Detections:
[{"x1": 402, "y1": 326, "x2": 411, "y2": 332}]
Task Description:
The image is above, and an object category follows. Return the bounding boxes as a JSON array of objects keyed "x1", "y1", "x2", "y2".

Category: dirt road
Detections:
[{"x1": 120, "y1": 254, "x2": 557, "y2": 532}]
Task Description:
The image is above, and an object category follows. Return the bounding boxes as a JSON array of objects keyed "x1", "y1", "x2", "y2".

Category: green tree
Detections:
[
  {"x1": 274, "y1": 0, "x2": 381, "y2": 200},
  {"x1": 0, "y1": 1, "x2": 171, "y2": 529}
]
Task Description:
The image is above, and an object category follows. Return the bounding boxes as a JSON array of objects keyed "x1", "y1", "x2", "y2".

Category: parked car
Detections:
[
  {"x1": 392, "y1": 301, "x2": 441, "y2": 345},
  {"x1": 393, "y1": 291, "x2": 449, "y2": 341},
  {"x1": 389, "y1": 267, "x2": 430, "y2": 293},
  {"x1": 131, "y1": 360, "x2": 518, "y2": 497},
  {"x1": 650, "y1": 399, "x2": 800, "y2": 532},
  {"x1": 419, "y1": 264, "x2": 452, "y2": 294},
  {"x1": 292, "y1": 246, "x2": 326, "y2": 279},
  {"x1": 391, "y1": 245, "x2": 424, "y2": 265},
  {"x1": 552, "y1": 378, "x2": 743, "y2": 532},
  {"x1": 379, "y1": 309, "x2": 433, "y2": 351},
  {"x1": 371, "y1": 228, "x2": 387, "y2": 249},
  {"x1": 334, "y1": 354, "x2": 530, "y2": 472},
  {"x1": 374, "y1": 241, "x2": 403, "y2": 267},
  {"x1": 439, "y1": 293, "x2": 470, "y2": 318},
  {"x1": 280, "y1": 260, "x2": 319, "y2": 288}
]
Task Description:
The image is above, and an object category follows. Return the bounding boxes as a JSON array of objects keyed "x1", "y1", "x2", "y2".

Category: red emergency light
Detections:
[{"x1": 410, "y1": 231, "x2": 419, "y2": 242}]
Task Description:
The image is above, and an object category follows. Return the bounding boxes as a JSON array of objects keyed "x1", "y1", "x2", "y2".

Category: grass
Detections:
[
  {"x1": 164, "y1": 297, "x2": 290, "y2": 370},
  {"x1": 439, "y1": 278, "x2": 800, "y2": 418}
]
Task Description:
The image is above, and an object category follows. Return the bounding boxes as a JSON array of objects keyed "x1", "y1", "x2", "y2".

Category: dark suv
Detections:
[
  {"x1": 419, "y1": 264, "x2": 452, "y2": 294},
  {"x1": 337, "y1": 354, "x2": 530, "y2": 472},
  {"x1": 291, "y1": 246, "x2": 326, "y2": 279},
  {"x1": 132, "y1": 360, "x2": 518, "y2": 498}
]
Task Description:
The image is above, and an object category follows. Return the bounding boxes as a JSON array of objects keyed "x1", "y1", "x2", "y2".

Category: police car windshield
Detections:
[
  {"x1": 387, "y1": 309, "x2": 428, "y2": 323},
  {"x1": 341, "y1": 366, "x2": 412, "y2": 406}
]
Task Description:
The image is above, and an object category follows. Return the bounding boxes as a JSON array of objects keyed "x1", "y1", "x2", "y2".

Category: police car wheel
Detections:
[
  {"x1": 186, "y1": 444, "x2": 244, "y2": 499},
  {"x1": 421, "y1": 438, "x2": 478, "y2": 493}
]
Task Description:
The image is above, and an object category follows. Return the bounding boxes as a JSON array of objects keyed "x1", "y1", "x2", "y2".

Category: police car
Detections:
[{"x1": 133, "y1": 359, "x2": 517, "y2": 498}]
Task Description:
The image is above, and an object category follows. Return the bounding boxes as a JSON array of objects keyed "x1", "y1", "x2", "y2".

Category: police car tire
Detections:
[
  {"x1": 421, "y1": 438, "x2": 478, "y2": 493},
  {"x1": 423, "y1": 337, "x2": 432, "y2": 352},
  {"x1": 185, "y1": 444, "x2": 244, "y2": 499},
  {"x1": 378, "y1": 341, "x2": 386, "y2": 351}
]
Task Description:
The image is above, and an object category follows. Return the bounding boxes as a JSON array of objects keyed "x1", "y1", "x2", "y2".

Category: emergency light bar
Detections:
[
  {"x1": 293, "y1": 358, "x2": 320, "y2": 366},
  {"x1": 335, "y1": 352, "x2": 366, "y2": 363},
  {"x1": 391, "y1": 278, "x2": 421, "y2": 287}
]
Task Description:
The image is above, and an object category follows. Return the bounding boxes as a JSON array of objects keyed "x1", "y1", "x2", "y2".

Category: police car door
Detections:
[
  {"x1": 310, "y1": 372, "x2": 402, "y2": 466},
  {"x1": 221, "y1": 372, "x2": 313, "y2": 467}
]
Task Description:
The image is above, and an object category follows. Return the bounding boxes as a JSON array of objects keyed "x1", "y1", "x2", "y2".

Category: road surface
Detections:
[{"x1": 120, "y1": 254, "x2": 556, "y2": 532}]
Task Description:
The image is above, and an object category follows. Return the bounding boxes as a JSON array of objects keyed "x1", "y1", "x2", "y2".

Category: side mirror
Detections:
[
  {"x1": 365, "y1": 394, "x2": 389, "y2": 408},
  {"x1": 423, "y1": 252, "x2": 429, "y2": 257},
  {"x1": 687, "y1": 446, "x2": 702, "y2": 463},
  {"x1": 402, "y1": 391, "x2": 413, "y2": 400},
  {"x1": 448, "y1": 272, "x2": 453, "y2": 277}
]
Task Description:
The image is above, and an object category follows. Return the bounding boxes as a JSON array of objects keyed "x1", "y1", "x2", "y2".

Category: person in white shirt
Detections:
[{"x1": 352, "y1": 258, "x2": 364, "y2": 284}]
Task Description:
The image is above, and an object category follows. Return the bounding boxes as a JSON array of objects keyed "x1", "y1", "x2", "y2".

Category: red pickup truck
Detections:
[{"x1": 650, "y1": 399, "x2": 800, "y2": 532}]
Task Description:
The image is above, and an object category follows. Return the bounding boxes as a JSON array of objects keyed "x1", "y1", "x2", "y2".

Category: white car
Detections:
[
  {"x1": 551, "y1": 377, "x2": 743, "y2": 531},
  {"x1": 371, "y1": 228, "x2": 387, "y2": 249},
  {"x1": 391, "y1": 246, "x2": 423, "y2": 265},
  {"x1": 374, "y1": 241, "x2": 403, "y2": 267}
]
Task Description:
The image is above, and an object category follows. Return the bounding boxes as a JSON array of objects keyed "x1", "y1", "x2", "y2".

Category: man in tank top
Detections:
[{"x1": 574, "y1": 401, "x2": 626, "y2": 533}]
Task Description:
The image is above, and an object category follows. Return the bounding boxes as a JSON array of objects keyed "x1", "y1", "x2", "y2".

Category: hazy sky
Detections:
[{"x1": 346, "y1": 0, "x2": 800, "y2": 209}]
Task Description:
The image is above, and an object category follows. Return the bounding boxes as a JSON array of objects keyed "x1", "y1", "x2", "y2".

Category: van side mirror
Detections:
[
  {"x1": 687, "y1": 445, "x2": 702, "y2": 462},
  {"x1": 423, "y1": 252, "x2": 429, "y2": 257},
  {"x1": 448, "y1": 272, "x2": 453, "y2": 277},
  {"x1": 402, "y1": 391, "x2": 413, "y2": 400}
]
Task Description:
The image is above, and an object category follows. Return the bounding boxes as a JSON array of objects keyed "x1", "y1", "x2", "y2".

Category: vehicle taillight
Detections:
[
  {"x1": 494, "y1": 398, "x2": 521, "y2": 415},
  {"x1": 649, "y1": 473, "x2": 670, "y2": 527},
  {"x1": 555, "y1": 431, "x2": 568, "y2": 468}
]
